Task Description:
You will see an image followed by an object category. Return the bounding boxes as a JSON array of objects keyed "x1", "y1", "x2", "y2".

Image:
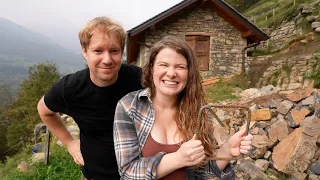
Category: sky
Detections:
[{"x1": 0, "y1": 0, "x2": 183, "y2": 53}]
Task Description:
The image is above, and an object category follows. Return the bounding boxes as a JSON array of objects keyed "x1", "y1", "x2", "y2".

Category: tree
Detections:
[{"x1": 4, "y1": 62, "x2": 61, "y2": 147}]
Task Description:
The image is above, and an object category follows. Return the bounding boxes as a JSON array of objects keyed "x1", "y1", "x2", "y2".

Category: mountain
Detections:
[
  {"x1": 0, "y1": 18, "x2": 85, "y2": 95},
  {"x1": 0, "y1": 18, "x2": 84, "y2": 72}
]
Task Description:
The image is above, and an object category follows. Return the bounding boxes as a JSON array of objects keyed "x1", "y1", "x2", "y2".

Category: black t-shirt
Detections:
[{"x1": 44, "y1": 64, "x2": 143, "y2": 180}]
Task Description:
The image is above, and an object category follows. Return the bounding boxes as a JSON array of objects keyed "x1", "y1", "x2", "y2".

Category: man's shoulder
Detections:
[{"x1": 62, "y1": 68, "x2": 88, "y2": 86}]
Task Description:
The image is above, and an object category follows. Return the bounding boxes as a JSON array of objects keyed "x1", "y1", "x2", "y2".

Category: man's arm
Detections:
[{"x1": 37, "y1": 96, "x2": 84, "y2": 166}]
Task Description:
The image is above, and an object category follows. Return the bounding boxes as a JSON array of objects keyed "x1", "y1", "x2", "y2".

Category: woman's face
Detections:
[{"x1": 152, "y1": 48, "x2": 188, "y2": 98}]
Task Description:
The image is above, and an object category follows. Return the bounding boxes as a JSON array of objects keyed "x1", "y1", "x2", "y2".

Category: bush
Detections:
[{"x1": 2, "y1": 144, "x2": 81, "y2": 180}]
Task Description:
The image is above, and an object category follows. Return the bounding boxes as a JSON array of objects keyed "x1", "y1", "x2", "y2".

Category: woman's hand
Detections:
[
  {"x1": 175, "y1": 135, "x2": 206, "y2": 167},
  {"x1": 227, "y1": 129, "x2": 253, "y2": 157}
]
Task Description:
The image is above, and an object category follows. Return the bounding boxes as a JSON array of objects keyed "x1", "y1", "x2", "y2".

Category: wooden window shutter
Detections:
[{"x1": 186, "y1": 35, "x2": 210, "y2": 71}]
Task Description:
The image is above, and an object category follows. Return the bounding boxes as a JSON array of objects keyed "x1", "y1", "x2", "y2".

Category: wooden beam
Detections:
[
  {"x1": 185, "y1": 32, "x2": 217, "y2": 36},
  {"x1": 242, "y1": 30, "x2": 252, "y2": 38},
  {"x1": 200, "y1": 0, "x2": 207, "y2": 6}
]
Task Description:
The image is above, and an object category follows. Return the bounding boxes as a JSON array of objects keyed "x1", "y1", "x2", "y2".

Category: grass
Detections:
[
  {"x1": 244, "y1": 0, "x2": 317, "y2": 29},
  {"x1": 204, "y1": 75, "x2": 249, "y2": 102},
  {"x1": 0, "y1": 143, "x2": 81, "y2": 180},
  {"x1": 304, "y1": 57, "x2": 320, "y2": 88}
]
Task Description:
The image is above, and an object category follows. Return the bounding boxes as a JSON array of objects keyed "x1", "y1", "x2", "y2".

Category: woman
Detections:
[{"x1": 114, "y1": 36, "x2": 252, "y2": 180}]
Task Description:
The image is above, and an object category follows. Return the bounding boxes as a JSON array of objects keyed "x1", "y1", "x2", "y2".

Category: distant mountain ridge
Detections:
[
  {"x1": 0, "y1": 18, "x2": 85, "y2": 95},
  {"x1": 0, "y1": 17, "x2": 84, "y2": 74}
]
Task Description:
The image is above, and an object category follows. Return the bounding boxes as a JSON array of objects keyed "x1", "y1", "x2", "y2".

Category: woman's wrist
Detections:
[{"x1": 218, "y1": 143, "x2": 233, "y2": 158}]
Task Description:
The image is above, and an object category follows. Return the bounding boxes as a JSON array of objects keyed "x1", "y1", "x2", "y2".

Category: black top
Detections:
[{"x1": 44, "y1": 64, "x2": 143, "y2": 180}]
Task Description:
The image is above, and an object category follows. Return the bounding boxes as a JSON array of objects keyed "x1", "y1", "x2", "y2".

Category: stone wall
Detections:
[
  {"x1": 256, "y1": 53, "x2": 319, "y2": 90},
  {"x1": 133, "y1": 6, "x2": 247, "y2": 79}
]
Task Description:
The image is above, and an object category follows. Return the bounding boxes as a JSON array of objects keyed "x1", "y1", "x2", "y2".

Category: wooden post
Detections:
[
  {"x1": 273, "y1": 9, "x2": 275, "y2": 16},
  {"x1": 294, "y1": 0, "x2": 296, "y2": 6},
  {"x1": 34, "y1": 129, "x2": 37, "y2": 145},
  {"x1": 20, "y1": 137, "x2": 25, "y2": 148},
  {"x1": 44, "y1": 128, "x2": 51, "y2": 165}
]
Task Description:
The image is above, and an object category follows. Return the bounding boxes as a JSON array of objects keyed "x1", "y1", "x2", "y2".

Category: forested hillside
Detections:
[{"x1": 0, "y1": 18, "x2": 84, "y2": 96}]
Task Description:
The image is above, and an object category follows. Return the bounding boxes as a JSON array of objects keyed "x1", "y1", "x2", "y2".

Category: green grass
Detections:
[
  {"x1": 1, "y1": 143, "x2": 81, "y2": 180},
  {"x1": 204, "y1": 80, "x2": 239, "y2": 102},
  {"x1": 304, "y1": 57, "x2": 320, "y2": 88},
  {"x1": 244, "y1": 0, "x2": 317, "y2": 29}
]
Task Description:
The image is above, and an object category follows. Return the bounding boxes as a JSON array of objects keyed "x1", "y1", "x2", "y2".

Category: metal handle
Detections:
[{"x1": 196, "y1": 104, "x2": 251, "y2": 161}]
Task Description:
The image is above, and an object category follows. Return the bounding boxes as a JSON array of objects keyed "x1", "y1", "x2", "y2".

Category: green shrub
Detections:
[
  {"x1": 2, "y1": 144, "x2": 81, "y2": 180},
  {"x1": 304, "y1": 57, "x2": 320, "y2": 88}
]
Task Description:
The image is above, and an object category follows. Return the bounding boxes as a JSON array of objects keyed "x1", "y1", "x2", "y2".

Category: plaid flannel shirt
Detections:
[{"x1": 114, "y1": 88, "x2": 235, "y2": 180}]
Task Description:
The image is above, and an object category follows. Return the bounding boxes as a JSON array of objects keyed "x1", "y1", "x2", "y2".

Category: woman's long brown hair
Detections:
[{"x1": 142, "y1": 36, "x2": 216, "y2": 166}]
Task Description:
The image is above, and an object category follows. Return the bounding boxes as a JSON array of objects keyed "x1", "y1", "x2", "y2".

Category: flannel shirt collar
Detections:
[{"x1": 138, "y1": 88, "x2": 152, "y2": 103}]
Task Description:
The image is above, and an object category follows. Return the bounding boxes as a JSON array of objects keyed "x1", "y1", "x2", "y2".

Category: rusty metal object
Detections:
[{"x1": 196, "y1": 104, "x2": 251, "y2": 161}]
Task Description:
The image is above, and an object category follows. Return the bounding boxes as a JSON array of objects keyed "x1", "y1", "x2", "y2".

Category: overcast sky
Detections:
[{"x1": 0, "y1": 0, "x2": 183, "y2": 53}]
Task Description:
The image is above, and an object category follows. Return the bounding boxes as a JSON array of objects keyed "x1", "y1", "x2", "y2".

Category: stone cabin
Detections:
[{"x1": 126, "y1": 0, "x2": 269, "y2": 79}]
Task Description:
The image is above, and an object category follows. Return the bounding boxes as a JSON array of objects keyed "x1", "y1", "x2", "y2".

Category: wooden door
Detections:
[{"x1": 185, "y1": 35, "x2": 210, "y2": 70}]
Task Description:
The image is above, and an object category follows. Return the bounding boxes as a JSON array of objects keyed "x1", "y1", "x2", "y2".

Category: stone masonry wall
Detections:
[
  {"x1": 133, "y1": 6, "x2": 247, "y2": 79},
  {"x1": 256, "y1": 53, "x2": 319, "y2": 90}
]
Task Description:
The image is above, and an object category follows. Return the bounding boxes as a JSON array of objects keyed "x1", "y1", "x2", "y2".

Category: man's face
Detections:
[{"x1": 82, "y1": 29, "x2": 122, "y2": 87}]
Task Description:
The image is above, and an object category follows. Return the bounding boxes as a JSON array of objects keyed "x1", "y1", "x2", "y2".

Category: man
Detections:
[{"x1": 37, "y1": 16, "x2": 142, "y2": 180}]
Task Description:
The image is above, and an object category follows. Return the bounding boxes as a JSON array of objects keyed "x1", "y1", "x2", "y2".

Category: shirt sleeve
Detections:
[
  {"x1": 44, "y1": 77, "x2": 68, "y2": 114},
  {"x1": 205, "y1": 160, "x2": 235, "y2": 179},
  {"x1": 113, "y1": 101, "x2": 166, "y2": 180}
]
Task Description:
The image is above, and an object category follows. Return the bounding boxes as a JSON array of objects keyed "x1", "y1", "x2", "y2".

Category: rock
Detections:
[
  {"x1": 252, "y1": 135, "x2": 274, "y2": 148},
  {"x1": 314, "y1": 148, "x2": 320, "y2": 160},
  {"x1": 317, "y1": 136, "x2": 320, "y2": 146},
  {"x1": 279, "y1": 90, "x2": 294, "y2": 95},
  {"x1": 61, "y1": 114, "x2": 68, "y2": 122},
  {"x1": 240, "y1": 88, "x2": 262, "y2": 99},
  {"x1": 251, "y1": 108, "x2": 272, "y2": 121},
  {"x1": 264, "y1": 150, "x2": 272, "y2": 159},
  {"x1": 66, "y1": 117, "x2": 74, "y2": 123},
  {"x1": 312, "y1": 22, "x2": 320, "y2": 29},
  {"x1": 34, "y1": 123, "x2": 46, "y2": 134},
  {"x1": 17, "y1": 161, "x2": 29, "y2": 172},
  {"x1": 67, "y1": 125, "x2": 79, "y2": 133},
  {"x1": 310, "y1": 161, "x2": 320, "y2": 175},
  {"x1": 307, "y1": 16, "x2": 319, "y2": 22},
  {"x1": 249, "y1": 104, "x2": 260, "y2": 111},
  {"x1": 291, "y1": 172, "x2": 307, "y2": 180},
  {"x1": 260, "y1": 85, "x2": 280, "y2": 96},
  {"x1": 298, "y1": 4, "x2": 314, "y2": 14},
  {"x1": 255, "y1": 159, "x2": 269, "y2": 172},
  {"x1": 308, "y1": 174, "x2": 320, "y2": 180},
  {"x1": 213, "y1": 124, "x2": 230, "y2": 146},
  {"x1": 235, "y1": 159, "x2": 268, "y2": 179},
  {"x1": 250, "y1": 127, "x2": 259, "y2": 135},
  {"x1": 300, "y1": 115, "x2": 320, "y2": 137},
  {"x1": 277, "y1": 100, "x2": 294, "y2": 115},
  {"x1": 234, "y1": 109, "x2": 246, "y2": 118},
  {"x1": 315, "y1": 27, "x2": 320, "y2": 33},
  {"x1": 268, "y1": 118, "x2": 289, "y2": 142},
  {"x1": 204, "y1": 15, "x2": 213, "y2": 20},
  {"x1": 287, "y1": 83, "x2": 302, "y2": 90},
  {"x1": 250, "y1": 146, "x2": 267, "y2": 159},
  {"x1": 272, "y1": 115, "x2": 320, "y2": 174},
  {"x1": 286, "y1": 88, "x2": 314, "y2": 102},
  {"x1": 56, "y1": 140, "x2": 63, "y2": 147},
  {"x1": 302, "y1": 95, "x2": 315, "y2": 105},
  {"x1": 31, "y1": 152, "x2": 45, "y2": 164},
  {"x1": 287, "y1": 107, "x2": 312, "y2": 126},
  {"x1": 266, "y1": 99, "x2": 283, "y2": 109}
]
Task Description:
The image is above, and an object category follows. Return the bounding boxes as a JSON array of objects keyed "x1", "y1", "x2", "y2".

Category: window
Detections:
[{"x1": 185, "y1": 35, "x2": 210, "y2": 70}]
